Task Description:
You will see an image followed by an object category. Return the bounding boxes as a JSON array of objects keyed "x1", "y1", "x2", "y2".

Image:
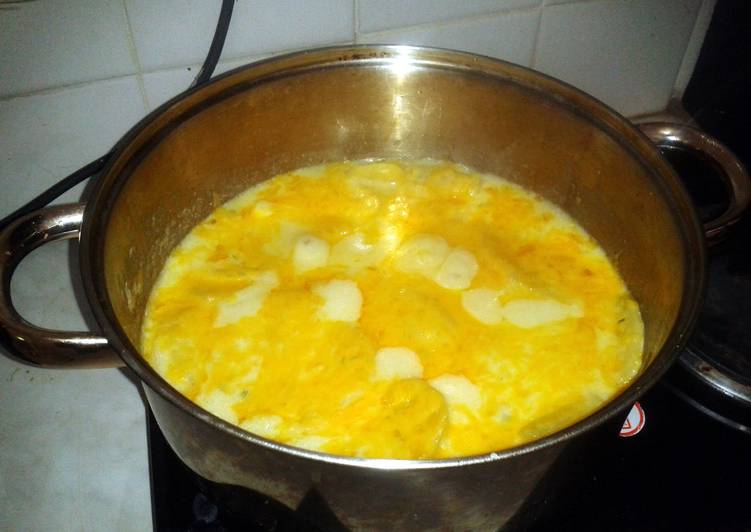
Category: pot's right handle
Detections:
[
  {"x1": 638, "y1": 122, "x2": 751, "y2": 244},
  {"x1": 0, "y1": 203, "x2": 123, "y2": 368}
]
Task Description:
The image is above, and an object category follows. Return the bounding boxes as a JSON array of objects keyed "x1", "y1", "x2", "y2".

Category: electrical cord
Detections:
[
  {"x1": 0, "y1": 0, "x2": 235, "y2": 229},
  {"x1": 191, "y1": 0, "x2": 235, "y2": 88}
]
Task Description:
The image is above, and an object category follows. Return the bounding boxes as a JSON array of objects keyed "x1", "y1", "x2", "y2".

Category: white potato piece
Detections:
[
  {"x1": 461, "y1": 288, "x2": 504, "y2": 325},
  {"x1": 313, "y1": 279, "x2": 363, "y2": 322},
  {"x1": 429, "y1": 374, "x2": 482, "y2": 412},
  {"x1": 394, "y1": 234, "x2": 450, "y2": 276},
  {"x1": 461, "y1": 290, "x2": 582, "y2": 329},
  {"x1": 501, "y1": 299, "x2": 582, "y2": 328},
  {"x1": 329, "y1": 233, "x2": 384, "y2": 272},
  {"x1": 214, "y1": 271, "x2": 279, "y2": 327},
  {"x1": 374, "y1": 347, "x2": 424, "y2": 380},
  {"x1": 434, "y1": 248, "x2": 478, "y2": 290},
  {"x1": 195, "y1": 389, "x2": 239, "y2": 425},
  {"x1": 241, "y1": 415, "x2": 283, "y2": 438},
  {"x1": 293, "y1": 234, "x2": 330, "y2": 273}
]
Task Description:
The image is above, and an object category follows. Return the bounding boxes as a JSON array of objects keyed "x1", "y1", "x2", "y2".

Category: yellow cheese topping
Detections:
[{"x1": 141, "y1": 160, "x2": 643, "y2": 459}]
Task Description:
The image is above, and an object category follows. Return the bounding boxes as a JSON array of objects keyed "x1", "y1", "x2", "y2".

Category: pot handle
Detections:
[
  {"x1": 638, "y1": 122, "x2": 751, "y2": 244},
  {"x1": 0, "y1": 203, "x2": 123, "y2": 368}
]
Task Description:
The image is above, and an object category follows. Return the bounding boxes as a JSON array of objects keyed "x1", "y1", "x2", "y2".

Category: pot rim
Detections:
[{"x1": 79, "y1": 44, "x2": 706, "y2": 470}]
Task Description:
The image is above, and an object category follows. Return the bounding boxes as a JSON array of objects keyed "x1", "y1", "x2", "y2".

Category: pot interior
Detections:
[{"x1": 95, "y1": 47, "x2": 700, "y2": 410}]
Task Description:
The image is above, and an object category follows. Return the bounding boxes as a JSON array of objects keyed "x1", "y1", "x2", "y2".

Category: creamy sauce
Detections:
[{"x1": 141, "y1": 160, "x2": 644, "y2": 459}]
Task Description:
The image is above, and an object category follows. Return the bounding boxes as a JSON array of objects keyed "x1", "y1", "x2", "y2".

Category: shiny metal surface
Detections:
[
  {"x1": 5, "y1": 46, "x2": 708, "y2": 529},
  {"x1": 681, "y1": 349, "x2": 751, "y2": 406},
  {"x1": 638, "y1": 122, "x2": 751, "y2": 243},
  {"x1": 0, "y1": 203, "x2": 121, "y2": 368}
]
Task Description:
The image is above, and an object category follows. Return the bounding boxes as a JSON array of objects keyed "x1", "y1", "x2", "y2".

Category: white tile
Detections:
[
  {"x1": 0, "y1": 76, "x2": 151, "y2": 531},
  {"x1": 534, "y1": 0, "x2": 702, "y2": 117},
  {"x1": 357, "y1": 0, "x2": 541, "y2": 33},
  {"x1": 141, "y1": 67, "x2": 197, "y2": 111},
  {"x1": 358, "y1": 9, "x2": 540, "y2": 66},
  {"x1": 141, "y1": 54, "x2": 270, "y2": 111},
  {"x1": 126, "y1": 0, "x2": 354, "y2": 73},
  {"x1": 0, "y1": 77, "x2": 148, "y2": 218},
  {"x1": 674, "y1": 0, "x2": 716, "y2": 94},
  {"x1": 0, "y1": 355, "x2": 151, "y2": 532},
  {"x1": 0, "y1": 0, "x2": 136, "y2": 98}
]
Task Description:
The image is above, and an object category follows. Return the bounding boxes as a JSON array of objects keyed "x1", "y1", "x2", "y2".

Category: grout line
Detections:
[
  {"x1": 0, "y1": 73, "x2": 145, "y2": 103},
  {"x1": 529, "y1": 6, "x2": 544, "y2": 69},
  {"x1": 353, "y1": 0, "x2": 359, "y2": 43},
  {"x1": 121, "y1": 0, "x2": 150, "y2": 110},
  {"x1": 544, "y1": 0, "x2": 610, "y2": 6},
  {"x1": 358, "y1": 5, "x2": 542, "y2": 39}
]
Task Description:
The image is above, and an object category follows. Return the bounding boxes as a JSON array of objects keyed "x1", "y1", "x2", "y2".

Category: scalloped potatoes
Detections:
[{"x1": 141, "y1": 160, "x2": 643, "y2": 459}]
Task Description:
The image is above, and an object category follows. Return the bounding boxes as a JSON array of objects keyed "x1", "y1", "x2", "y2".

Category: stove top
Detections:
[{"x1": 147, "y1": 378, "x2": 751, "y2": 531}]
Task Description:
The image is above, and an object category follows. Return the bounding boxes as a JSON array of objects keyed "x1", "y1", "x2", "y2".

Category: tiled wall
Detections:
[{"x1": 0, "y1": 0, "x2": 715, "y2": 214}]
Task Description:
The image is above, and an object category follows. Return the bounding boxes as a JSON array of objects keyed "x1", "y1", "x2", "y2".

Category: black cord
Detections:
[
  {"x1": 0, "y1": 0, "x2": 236, "y2": 229},
  {"x1": 192, "y1": 0, "x2": 235, "y2": 88}
]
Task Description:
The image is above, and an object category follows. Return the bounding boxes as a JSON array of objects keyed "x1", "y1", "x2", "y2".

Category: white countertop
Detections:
[{"x1": 0, "y1": 190, "x2": 152, "y2": 530}]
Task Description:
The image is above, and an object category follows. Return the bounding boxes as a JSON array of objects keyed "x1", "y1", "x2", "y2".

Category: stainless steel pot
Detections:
[{"x1": 1, "y1": 46, "x2": 749, "y2": 530}]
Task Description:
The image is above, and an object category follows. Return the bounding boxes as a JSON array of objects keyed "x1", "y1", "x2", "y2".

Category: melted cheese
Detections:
[{"x1": 141, "y1": 159, "x2": 644, "y2": 459}]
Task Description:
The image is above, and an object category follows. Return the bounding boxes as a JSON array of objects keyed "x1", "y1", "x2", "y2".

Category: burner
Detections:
[
  {"x1": 657, "y1": 146, "x2": 751, "y2": 432},
  {"x1": 690, "y1": 213, "x2": 751, "y2": 386}
]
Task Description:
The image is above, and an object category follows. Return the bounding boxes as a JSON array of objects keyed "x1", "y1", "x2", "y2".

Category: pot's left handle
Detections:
[{"x1": 0, "y1": 203, "x2": 123, "y2": 368}]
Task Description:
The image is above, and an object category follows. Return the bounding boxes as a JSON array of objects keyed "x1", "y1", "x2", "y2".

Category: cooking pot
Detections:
[{"x1": 1, "y1": 46, "x2": 749, "y2": 530}]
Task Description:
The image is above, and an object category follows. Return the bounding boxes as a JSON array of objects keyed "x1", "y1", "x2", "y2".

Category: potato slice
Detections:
[
  {"x1": 313, "y1": 279, "x2": 363, "y2": 322},
  {"x1": 394, "y1": 234, "x2": 450, "y2": 277},
  {"x1": 293, "y1": 234, "x2": 330, "y2": 273},
  {"x1": 461, "y1": 288, "x2": 504, "y2": 325},
  {"x1": 374, "y1": 347, "x2": 424, "y2": 380},
  {"x1": 429, "y1": 374, "x2": 482, "y2": 412},
  {"x1": 462, "y1": 290, "x2": 582, "y2": 329},
  {"x1": 434, "y1": 248, "x2": 478, "y2": 290},
  {"x1": 501, "y1": 299, "x2": 582, "y2": 328},
  {"x1": 329, "y1": 233, "x2": 384, "y2": 272}
]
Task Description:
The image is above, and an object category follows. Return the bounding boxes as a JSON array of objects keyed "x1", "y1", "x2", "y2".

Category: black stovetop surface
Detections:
[{"x1": 148, "y1": 374, "x2": 751, "y2": 532}]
